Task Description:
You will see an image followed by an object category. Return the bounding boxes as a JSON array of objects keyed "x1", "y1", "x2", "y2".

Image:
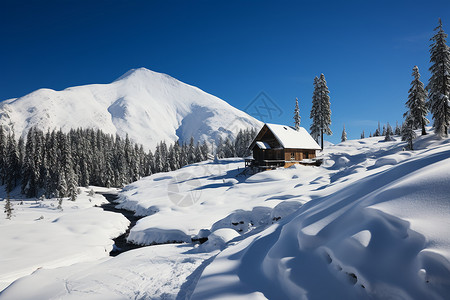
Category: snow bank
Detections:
[
  {"x1": 117, "y1": 158, "x2": 320, "y2": 245},
  {"x1": 0, "y1": 187, "x2": 129, "y2": 291}
]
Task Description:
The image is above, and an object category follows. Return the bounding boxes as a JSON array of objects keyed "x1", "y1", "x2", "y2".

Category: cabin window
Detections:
[
  {"x1": 304, "y1": 152, "x2": 309, "y2": 159},
  {"x1": 291, "y1": 152, "x2": 295, "y2": 160}
]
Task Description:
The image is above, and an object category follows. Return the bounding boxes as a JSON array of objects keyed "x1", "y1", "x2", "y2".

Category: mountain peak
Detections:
[
  {"x1": 0, "y1": 68, "x2": 262, "y2": 150},
  {"x1": 114, "y1": 67, "x2": 173, "y2": 83}
]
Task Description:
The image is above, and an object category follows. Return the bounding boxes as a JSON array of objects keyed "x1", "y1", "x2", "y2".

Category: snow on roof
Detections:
[
  {"x1": 265, "y1": 123, "x2": 321, "y2": 150},
  {"x1": 256, "y1": 141, "x2": 271, "y2": 149}
]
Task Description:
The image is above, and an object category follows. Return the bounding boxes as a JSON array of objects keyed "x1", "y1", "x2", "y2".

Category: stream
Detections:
[{"x1": 100, "y1": 193, "x2": 145, "y2": 256}]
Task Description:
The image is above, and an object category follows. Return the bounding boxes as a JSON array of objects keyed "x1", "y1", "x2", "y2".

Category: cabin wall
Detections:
[
  {"x1": 253, "y1": 148, "x2": 284, "y2": 161},
  {"x1": 284, "y1": 149, "x2": 316, "y2": 161}
]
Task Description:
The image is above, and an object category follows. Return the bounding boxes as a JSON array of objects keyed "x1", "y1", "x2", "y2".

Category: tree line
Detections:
[{"x1": 0, "y1": 126, "x2": 257, "y2": 200}]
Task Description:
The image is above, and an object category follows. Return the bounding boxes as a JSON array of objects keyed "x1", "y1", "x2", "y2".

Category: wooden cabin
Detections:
[{"x1": 247, "y1": 123, "x2": 321, "y2": 169}]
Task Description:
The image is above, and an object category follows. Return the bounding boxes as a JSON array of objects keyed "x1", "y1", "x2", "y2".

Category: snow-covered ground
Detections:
[
  {"x1": 1, "y1": 133, "x2": 449, "y2": 299},
  {"x1": 0, "y1": 187, "x2": 129, "y2": 291}
]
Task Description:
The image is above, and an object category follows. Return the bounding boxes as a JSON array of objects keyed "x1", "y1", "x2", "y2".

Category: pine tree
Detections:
[
  {"x1": 4, "y1": 193, "x2": 13, "y2": 220},
  {"x1": 405, "y1": 66, "x2": 429, "y2": 135},
  {"x1": 428, "y1": 18, "x2": 450, "y2": 137},
  {"x1": 402, "y1": 115, "x2": 417, "y2": 150},
  {"x1": 394, "y1": 121, "x2": 401, "y2": 136},
  {"x1": 201, "y1": 141, "x2": 209, "y2": 160},
  {"x1": 341, "y1": 124, "x2": 347, "y2": 142},
  {"x1": 374, "y1": 122, "x2": 381, "y2": 137},
  {"x1": 293, "y1": 97, "x2": 301, "y2": 131},
  {"x1": 5, "y1": 132, "x2": 20, "y2": 193},
  {"x1": 22, "y1": 127, "x2": 40, "y2": 197},
  {"x1": 0, "y1": 126, "x2": 6, "y2": 185},
  {"x1": 310, "y1": 74, "x2": 332, "y2": 149},
  {"x1": 310, "y1": 77, "x2": 321, "y2": 142},
  {"x1": 361, "y1": 130, "x2": 365, "y2": 139},
  {"x1": 385, "y1": 123, "x2": 395, "y2": 141},
  {"x1": 187, "y1": 137, "x2": 196, "y2": 164}
]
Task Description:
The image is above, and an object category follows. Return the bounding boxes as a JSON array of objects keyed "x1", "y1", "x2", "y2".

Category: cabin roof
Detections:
[{"x1": 250, "y1": 123, "x2": 321, "y2": 150}]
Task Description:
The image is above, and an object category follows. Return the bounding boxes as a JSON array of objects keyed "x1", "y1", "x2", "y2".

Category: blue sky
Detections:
[{"x1": 1, "y1": 0, "x2": 448, "y2": 144}]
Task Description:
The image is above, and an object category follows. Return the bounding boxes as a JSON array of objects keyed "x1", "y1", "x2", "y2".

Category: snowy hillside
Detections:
[
  {"x1": 1, "y1": 133, "x2": 449, "y2": 299},
  {"x1": 0, "y1": 68, "x2": 261, "y2": 150}
]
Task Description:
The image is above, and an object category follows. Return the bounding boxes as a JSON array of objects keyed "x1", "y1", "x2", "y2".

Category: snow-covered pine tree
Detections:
[
  {"x1": 341, "y1": 124, "x2": 347, "y2": 142},
  {"x1": 22, "y1": 128, "x2": 37, "y2": 197},
  {"x1": 361, "y1": 130, "x2": 365, "y2": 139},
  {"x1": 428, "y1": 18, "x2": 450, "y2": 137},
  {"x1": 405, "y1": 66, "x2": 429, "y2": 135},
  {"x1": 402, "y1": 115, "x2": 417, "y2": 150},
  {"x1": 173, "y1": 141, "x2": 181, "y2": 170},
  {"x1": 5, "y1": 132, "x2": 20, "y2": 193},
  {"x1": 160, "y1": 141, "x2": 170, "y2": 172},
  {"x1": 153, "y1": 144, "x2": 163, "y2": 173},
  {"x1": 310, "y1": 74, "x2": 332, "y2": 149},
  {"x1": 223, "y1": 138, "x2": 235, "y2": 158},
  {"x1": 394, "y1": 121, "x2": 401, "y2": 136},
  {"x1": 194, "y1": 142, "x2": 203, "y2": 162},
  {"x1": 310, "y1": 77, "x2": 321, "y2": 143},
  {"x1": 179, "y1": 142, "x2": 188, "y2": 167},
  {"x1": 382, "y1": 125, "x2": 387, "y2": 136},
  {"x1": 0, "y1": 126, "x2": 6, "y2": 185},
  {"x1": 385, "y1": 123, "x2": 395, "y2": 141},
  {"x1": 374, "y1": 122, "x2": 381, "y2": 137},
  {"x1": 187, "y1": 137, "x2": 196, "y2": 164},
  {"x1": 216, "y1": 137, "x2": 225, "y2": 158},
  {"x1": 294, "y1": 97, "x2": 301, "y2": 131},
  {"x1": 4, "y1": 193, "x2": 13, "y2": 220},
  {"x1": 200, "y1": 141, "x2": 209, "y2": 160}
]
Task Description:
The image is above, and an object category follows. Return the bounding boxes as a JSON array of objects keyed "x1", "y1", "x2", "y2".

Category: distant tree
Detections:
[
  {"x1": 310, "y1": 74, "x2": 332, "y2": 149},
  {"x1": 187, "y1": 137, "x2": 196, "y2": 164},
  {"x1": 361, "y1": 130, "x2": 365, "y2": 139},
  {"x1": 402, "y1": 116, "x2": 417, "y2": 150},
  {"x1": 428, "y1": 18, "x2": 450, "y2": 137},
  {"x1": 385, "y1": 123, "x2": 395, "y2": 141},
  {"x1": 4, "y1": 193, "x2": 13, "y2": 220},
  {"x1": 382, "y1": 125, "x2": 387, "y2": 136},
  {"x1": 293, "y1": 97, "x2": 301, "y2": 131},
  {"x1": 394, "y1": 121, "x2": 401, "y2": 135},
  {"x1": 341, "y1": 124, "x2": 347, "y2": 142},
  {"x1": 405, "y1": 66, "x2": 429, "y2": 135},
  {"x1": 374, "y1": 122, "x2": 381, "y2": 137},
  {"x1": 0, "y1": 126, "x2": 6, "y2": 185},
  {"x1": 194, "y1": 142, "x2": 203, "y2": 162},
  {"x1": 200, "y1": 141, "x2": 209, "y2": 160},
  {"x1": 5, "y1": 132, "x2": 20, "y2": 193}
]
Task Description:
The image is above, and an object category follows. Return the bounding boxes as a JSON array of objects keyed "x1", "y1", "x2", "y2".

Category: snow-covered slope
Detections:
[
  {"x1": 1, "y1": 133, "x2": 449, "y2": 299},
  {"x1": 192, "y1": 135, "x2": 450, "y2": 300},
  {"x1": 0, "y1": 68, "x2": 261, "y2": 150}
]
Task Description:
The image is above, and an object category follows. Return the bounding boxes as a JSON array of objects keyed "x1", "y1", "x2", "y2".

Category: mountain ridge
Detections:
[{"x1": 0, "y1": 68, "x2": 262, "y2": 150}]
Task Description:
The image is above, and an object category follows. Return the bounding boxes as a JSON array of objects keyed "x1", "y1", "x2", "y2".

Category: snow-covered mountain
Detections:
[{"x1": 0, "y1": 68, "x2": 262, "y2": 150}]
